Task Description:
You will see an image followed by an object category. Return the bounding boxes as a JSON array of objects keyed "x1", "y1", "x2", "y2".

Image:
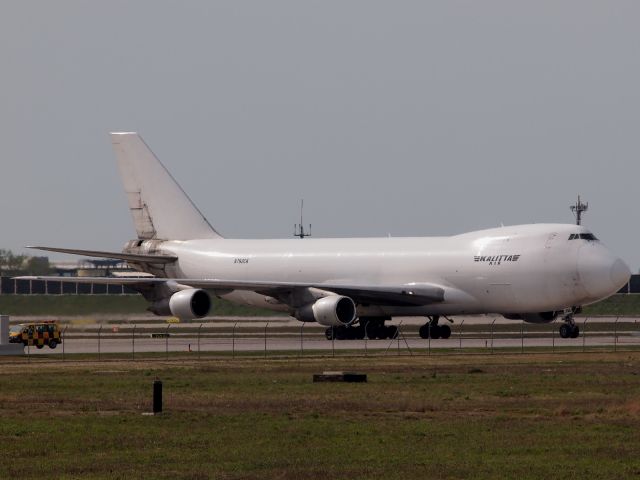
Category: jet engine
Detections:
[
  {"x1": 149, "y1": 289, "x2": 211, "y2": 320},
  {"x1": 503, "y1": 311, "x2": 558, "y2": 324},
  {"x1": 295, "y1": 296, "x2": 357, "y2": 327}
]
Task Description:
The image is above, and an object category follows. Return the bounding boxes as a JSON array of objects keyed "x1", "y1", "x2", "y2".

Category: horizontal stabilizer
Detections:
[{"x1": 27, "y1": 246, "x2": 177, "y2": 264}]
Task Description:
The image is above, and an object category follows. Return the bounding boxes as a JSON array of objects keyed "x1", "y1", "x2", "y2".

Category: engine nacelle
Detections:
[
  {"x1": 503, "y1": 311, "x2": 558, "y2": 324},
  {"x1": 295, "y1": 296, "x2": 357, "y2": 327},
  {"x1": 149, "y1": 289, "x2": 211, "y2": 320}
]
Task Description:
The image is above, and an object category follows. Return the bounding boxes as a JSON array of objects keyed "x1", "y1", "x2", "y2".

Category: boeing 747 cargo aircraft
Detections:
[{"x1": 19, "y1": 133, "x2": 630, "y2": 340}]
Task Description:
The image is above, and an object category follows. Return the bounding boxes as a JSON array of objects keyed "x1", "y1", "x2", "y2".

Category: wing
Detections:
[{"x1": 14, "y1": 276, "x2": 445, "y2": 306}]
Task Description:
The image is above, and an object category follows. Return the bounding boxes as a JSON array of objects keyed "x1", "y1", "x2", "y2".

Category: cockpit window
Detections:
[{"x1": 568, "y1": 233, "x2": 598, "y2": 241}]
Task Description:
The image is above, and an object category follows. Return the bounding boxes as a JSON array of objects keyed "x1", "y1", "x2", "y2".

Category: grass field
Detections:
[
  {"x1": 1, "y1": 353, "x2": 639, "y2": 479},
  {"x1": 582, "y1": 294, "x2": 640, "y2": 316}
]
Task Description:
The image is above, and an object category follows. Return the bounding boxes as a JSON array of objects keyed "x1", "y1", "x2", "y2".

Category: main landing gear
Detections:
[
  {"x1": 324, "y1": 316, "x2": 455, "y2": 341},
  {"x1": 559, "y1": 312, "x2": 580, "y2": 339},
  {"x1": 325, "y1": 325, "x2": 365, "y2": 340},
  {"x1": 324, "y1": 318, "x2": 398, "y2": 340},
  {"x1": 418, "y1": 316, "x2": 452, "y2": 340}
]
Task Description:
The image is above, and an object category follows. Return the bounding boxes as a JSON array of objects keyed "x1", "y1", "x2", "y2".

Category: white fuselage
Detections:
[{"x1": 154, "y1": 223, "x2": 630, "y2": 318}]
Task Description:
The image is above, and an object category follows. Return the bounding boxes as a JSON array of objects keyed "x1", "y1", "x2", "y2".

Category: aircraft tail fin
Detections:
[{"x1": 110, "y1": 132, "x2": 223, "y2": 240}]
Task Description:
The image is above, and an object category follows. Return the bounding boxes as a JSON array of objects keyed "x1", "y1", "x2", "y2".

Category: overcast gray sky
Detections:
[{"x1": 1, "y1": 1, "x2": 639, "y2": 269}]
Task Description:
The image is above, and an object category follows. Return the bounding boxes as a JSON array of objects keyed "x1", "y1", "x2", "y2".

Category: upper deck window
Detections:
[{"x1": 568, "y1": 233, "x2": 598, "y2": 241}]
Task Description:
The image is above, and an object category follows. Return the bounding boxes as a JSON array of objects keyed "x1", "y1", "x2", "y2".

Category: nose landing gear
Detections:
[{"x1": 559, "y1": 312, "x2": 580, "y2": 339}]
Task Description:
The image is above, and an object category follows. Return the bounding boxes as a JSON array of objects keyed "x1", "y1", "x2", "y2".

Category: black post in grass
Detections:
[{"x1": 153, "y1": 379, "x2": 163, "y2": 414}]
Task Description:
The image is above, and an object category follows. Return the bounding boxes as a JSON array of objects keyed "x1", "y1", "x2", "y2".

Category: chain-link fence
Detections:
[{"x1": 12, "y1": 316, "x2": 640, "y2": 361}]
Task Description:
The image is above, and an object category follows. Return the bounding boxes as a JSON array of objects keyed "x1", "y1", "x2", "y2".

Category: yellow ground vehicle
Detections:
[{"x1": 9, "y1": 322, "x2": 62, "y2": 349}]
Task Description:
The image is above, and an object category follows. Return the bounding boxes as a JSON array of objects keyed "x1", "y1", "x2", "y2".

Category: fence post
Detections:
[
  {"x1": 398, "y1": 323, "x2": 413, "y2": 356},
  {"x1": 232, "y1": 322, "x2": 237, "y2": 359},
  {"x1": 299, "y1": 323, "x2": 304, "y2": 358},
  {"x1": 98, "y1": 325, "x2": 102, "y2": 361},
  {"x1": 364, "y1": 323, "x2": 368, "y2": 357},
  {"x1": 165, "y1": 324, "x2": 170, "y2": 360},
  {"x1": 132, "y1": 324, "x2": 136, "y2": 360},
  {"x1": 459, "y1": 319, "x2": 464, "y2": 350},
  {"x1": 582, "y1": 318, "x2": 588, "y2": 352},
  {"x1": 521, "y1": 322, "x2": 524, "y2": 354},
  {"x1": 264, "y1": 322, "x2": 269, "y2": 358},
  {"x1": 552, "y1": 323, "x2": 555, "y2": 352},
  {"x1": 428, "y1": 322, "x2": 431, "y2": 356},
  {"x1": 384, "y1": 321, "x2": 403, "y2": 356},
  {"x1": 614, "y1": 316, "x2": 619, "y2": 352},
  {"x1": 62, "y1": 325, "x2": 68, "y2": 361},
  {"x1": 332, "y1": 326, "x2": 335, "y2": 357},
  {"x1": 490, "y1": 319, "x2": 496, "y2": 354},
  {"x1": 198, "y1": 323, "x2": 203, "y2": 360}
]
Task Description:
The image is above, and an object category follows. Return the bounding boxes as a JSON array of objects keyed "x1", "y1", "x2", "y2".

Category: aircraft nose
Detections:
[
  {"x1": 610, "y1": 258, "x2": 631, "y2": 289},
  {"x1": 578, "y1": 247, "x2": 631, "y2": 299}
]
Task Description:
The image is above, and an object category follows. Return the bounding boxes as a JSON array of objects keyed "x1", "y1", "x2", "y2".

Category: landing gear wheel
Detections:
[
  {"x1": 369, "y1": 323, "x2": 390, "y2": 340},
  {"x1": 419, "y1": 316, "x2": 449, "y2": 340},
  {"x1": 343, "y1": 326, "x2": 365, "y2": 340},
  {"x1": 560, "y1": 311, "x2": 580, "y2": 339},
  {"x1": 48, "y1": 340, "x2": 58, "y2": 349},
  {"x1": 439, "y1": 324, "x2": 451, "y2": 339},
  {"x1": 326, "y1": 325, "x2": 366, "y2": 340},
  {"x1": 419, "y1": 323, "x2": 443, "y2": 339},
  {"x1": 360, "y1": 317, "x2": 392, "y2": 341},
  {"x1": 325, "y1": 327, "x2": 334, "y2": 340},
  {"x1": 36, "y1": 344, "x2": 43, "y2": 349},
  {"x1": 353, "y1": 326, "x2": 366, "y2": 340},
  {"x1": 429, "y1": 326, "x2": 441, "y2": 339},
  {"x1": 387, "y1": 326, "x2": 398, "y2": 339},
  {"x1": 570, "y1": 325, "x2": 580, "y2": 338},
  {"x1": 366, "y1": 324, "x2": 378, "y2": 340},
  {"x1": 377, "y1": 327, "x2": 389, "y2": 340},
  {"x1": 419, "y1": 324, "x2": 429, "y2": 339}
]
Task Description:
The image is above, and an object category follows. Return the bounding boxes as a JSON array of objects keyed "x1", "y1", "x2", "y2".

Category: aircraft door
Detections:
[
  {"x1": 476, "y1": 236, "x2": 519, "y2": 310},
  {"x1": 543, "y1": 231, "x2": 580, "y2": 304}
]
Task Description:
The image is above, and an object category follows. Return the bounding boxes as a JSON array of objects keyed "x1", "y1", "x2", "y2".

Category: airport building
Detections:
[{"x1": 0, "y1": 258, "x2": 138, "y2": 295}]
